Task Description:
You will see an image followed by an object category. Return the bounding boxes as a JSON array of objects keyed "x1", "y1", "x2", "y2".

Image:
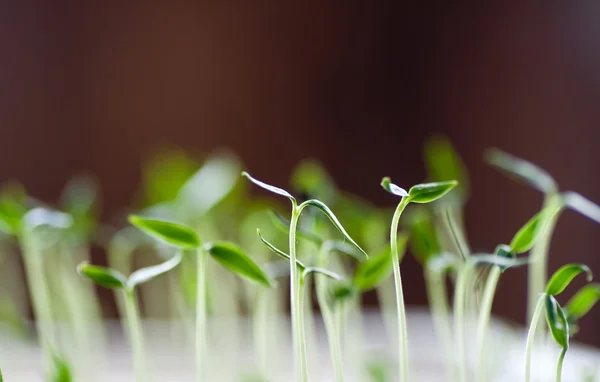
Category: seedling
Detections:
[
  {"x1": 380, "y1": 177, "x2": 457, "y2": 382},
  {"x1": 243, "y1": 172, "x2": 367, "y2": 382}
]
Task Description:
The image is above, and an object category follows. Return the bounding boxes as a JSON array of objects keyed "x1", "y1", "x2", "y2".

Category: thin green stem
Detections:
[
  {"x1": 475, "y1": 266, "x2": 501, "y2": 382},
  {"x1": 390, "y1": 198, "x2": 410, "y2": 382},
  {"x1": 454, "y1": 261, "x2": 474, "y2": 382},
  {"x1": 525, "y1": 295, "x2": 545, "y2": 382},
  {"x1": 253, "y1": 286, "x2": 269, "y2": 378},
  {"x1": 424, "y1": 267, "x2": 455, "y2": 382},
  {"x1": 298, "y1": 274, "x2": 308, "y2": 382},
  {"x1": 123, "y1": 289, "x2": 145, "y2": 382},
  {"x1": 196, "y1": 248, "x2": 208, "y2": 382},
  {"x1": 556, "y1": 347, "x2": 567, "y2": 382}
]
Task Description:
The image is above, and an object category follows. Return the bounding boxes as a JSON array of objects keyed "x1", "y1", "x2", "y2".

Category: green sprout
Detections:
[{"x1": 380, "y1": 177, "x2": 457, "y2": 382}]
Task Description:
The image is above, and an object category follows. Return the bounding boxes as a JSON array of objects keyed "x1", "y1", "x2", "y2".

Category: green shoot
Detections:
[{"x1": 381, "y1": 177, "x2": 457, "y2": 382}]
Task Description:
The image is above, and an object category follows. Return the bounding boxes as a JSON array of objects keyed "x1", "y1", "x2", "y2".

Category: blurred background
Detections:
[{"x1": 1, "y1": 2, "x2": 600, "y2": 346}]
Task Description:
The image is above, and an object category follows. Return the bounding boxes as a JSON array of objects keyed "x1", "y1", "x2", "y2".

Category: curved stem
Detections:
[
  {"x1": 390, "y1": 198, "x2": 410, "y2": 382},
  {"x1": 123, "y1": 289, "x2": 145, "y2": 382},
  {"x1": 556, "y1": 347, "x2": 567, "y2": 382},
  {"x1": 476, "y1": 266, "x2": 501, "y2": 382},
  {"x1": 525, "y1": 295, "x2": 545, "y2": 382},
  {"x1": 196, "y1": 248, "x2": 208, "y2": 382}
]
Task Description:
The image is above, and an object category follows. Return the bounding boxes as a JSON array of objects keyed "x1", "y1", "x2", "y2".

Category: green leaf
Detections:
[
  {"x1": 353, "y1": 248, "x2": 393, "y2": 291},
  {"x1": 380, "y1": 177, "x2": 409, "y2": 197},
  {"x1": 205, "y1": 241, "x2": 273, "y2": 287},
  {"x1": 127, "y1": 252, "x2": 183, "y2": 291},
  {"x1": 424, "y1": 135, "x2": 469, "y2": 200},
  {"x1": 545, "y1": 295, "x2": 570, "y2": 349},
  {"x1": 546, "y1": 264, "x2": 593, "y2": 296},
  {"x1": 564, "y1": 283, "x2": 600, "y2": 321},
  {"x1": 562, "y1": 192, "x2": 600, "y2": 225},
  {"x1": 302, "y1": 267, "x2": 344, "y2": 281},
  {"x1": 52, "y1": 354, "x2": 72, "y2": 382},
  {"x1": 0, "y1": 184, "x2": 28, "y2": 235},
  {"x1": 241, "y1": 172, "x2": 295, "y2": 203},
  {"x1": 299, "y1": 199, "x2": 368, "y2": 259},
  {"x1": 509, "y1": 210, "x2": 547, "y2": 254},
  {"x1": 406, "y1": 208, "x2": 440, "y2": 264},
  {"x1": 129, "y1": 215, "x2": 200, "y2": 249},
  {"x1": 269, "y1": 210, "x2": 323, "y2": 246},
  {"x1": 77, "y1": 262, "x2": 126, "y2": 289},
  {"x1": 329, "y1": 283, "x2": 356, "y2": 305},
  {"x1": 256, "y1": 229, "x2": 306, "y2": 270},
  {"x1": 408, "y1": 181, "x2": 458, "y2": 204},
  {"x1": 485, "y1": 148, "x2": 557, "y2": 194}
]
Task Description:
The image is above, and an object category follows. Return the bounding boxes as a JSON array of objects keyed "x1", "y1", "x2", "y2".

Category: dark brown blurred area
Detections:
[{"x1": 1, "y1": 2, "x2": 600, "y2": 346}]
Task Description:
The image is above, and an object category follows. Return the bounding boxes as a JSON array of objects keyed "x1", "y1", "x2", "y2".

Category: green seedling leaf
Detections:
[
  {"x1": 77, "y1": 262, "x2": 126, "y2": 289},
  {"x1": 353, "y1": 248, "x2": 393, "y2": 291},
  {"x1": 205, "y1": 241, "x2": 273, "y2": 287},
  {"x1": 21, "y1": 208, "x2": 72, "y2": 230},
  {"x1": 0, "y1": 185, "x2": 28, "y2": 235},
  {"x1": 299, "y1": 199, "x2": 368, "y2": 259},
  {"x1": 256, "y1": 229, "x2": 306, "y2": 270},
  {"x1": 302, "y1": 267, "x2": 343, "y2": 281},
  {"x1": 242, "y1": 172, "x2": 295, "y2": 203},
  {"x1": 406, "y1": 208, "x2": 440, "y2": 264},
  {"x1": 408, "y1": 181, "x2": 458, "y2": 204},
  {"x1": 545, "y1": 295, "x2": 570, "y2": 349},
  {"x1": 509, "y1": 210, "x2": 547, "y2": 254},
  {"x1": 380, "y1": 177, "x2": 409, "y2": 197},
  {"x1": 485, "y1": 148, "x2": 557, "y2": 194},
  {"x1": 562, "y1": 192, "x2": 600, "y2": 224},
  {"x1": 127, "y1": 252, "x2": 183, "y2": 291},
  {"x1": 424, "y1": 135, "x2": 470, "y2": 200},
  {"x1": 129, "y1": 215, "x2": 200, "y2": 249},
  {"x1": 564, "y1": 283, "x2": 600, "y2": 321},
  {"x1": 546, "y1": 264, "x2": 592, "y2": 296},
  {"x1": 269, "y1": 210, "x2": 323, "y2": 246},
  {"x1": 329, "y1": 283, "x2": 356, "y2": 305}
]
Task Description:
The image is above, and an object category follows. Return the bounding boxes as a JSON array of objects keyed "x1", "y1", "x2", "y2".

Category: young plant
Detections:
[
  {"x1": 243, "y1": 172, "x2": 367, "y2": 382},
  {"x1": 525, "y1": 264, "x2": 598, "y2": 382},
  {"x1": 128, "y1": 215, "x2": 272, "y2": 382},
  {"x1": 380, "y1": 177, "x2": 457, "y2": 382}
]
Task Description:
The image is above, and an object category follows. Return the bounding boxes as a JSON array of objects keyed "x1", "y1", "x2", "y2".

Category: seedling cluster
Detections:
[{"x1": 0, "y1": 142, "x2": 599, "y2": 381}]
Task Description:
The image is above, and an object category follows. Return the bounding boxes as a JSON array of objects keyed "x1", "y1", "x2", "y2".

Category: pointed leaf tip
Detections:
[
  {"x1": 381, "y1": 177, "x2": 409, "y2": 197},
  {"x1": 564, "y1": 283, "x2": 600, "y2": 321},
  {"x1": 77, "y1": 262, "x2": 126, "y2": 289},
  {"x1": 408, "y1": 181, "x2": 458, "y2": 204},
  {"x1": 127, "y1": 252, "x2": 183, "y2": 291},
  {"x1": 546, "y1": 264, "x2": 593, "y2": 296},
  {"x1": 128, "y1": 215, "x2": 200, "y2": 249},
  {"x1": 241, "y1": 171, "x2": 296, "y2": 203},
  {"x1": 206, "y1": 241, "x2": 273, "y2": 287}
]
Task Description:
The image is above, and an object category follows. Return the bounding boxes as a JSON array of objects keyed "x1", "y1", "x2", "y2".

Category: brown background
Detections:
[{"x1": 1, "y1": 2, "x2": 600, "y2": 346}]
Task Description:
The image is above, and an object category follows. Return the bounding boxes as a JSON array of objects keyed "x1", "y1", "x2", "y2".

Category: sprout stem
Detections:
[
  {"x1": 390, "y1": 198, "x2": 410, "y2": 382},
  {"x1": 253, "y1": 286, "x2": 269, "y2": 378},
  {"x1": 475, "y1": 266, "x2": 501, "y2": 382},
  {"x1": 196, "y1": 248, "x2": 208, "y2": 382},
  {"x1": 123, "y1": 289, "x2": 145, "y2": 382},
  {"x1": 556, "y1": 347, "x2": 567, "y2": 382},
  {"x1": 454, "y1": 260, "x2": 473, "y2": 382},
  {"x1": 525, "y1": 295, "x2": 545, "y2": 382},
  {"x1": 298, "y1": 274, "x2": 309, "y2": 382}
]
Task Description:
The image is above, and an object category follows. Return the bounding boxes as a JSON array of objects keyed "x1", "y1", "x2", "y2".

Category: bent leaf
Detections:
[
  {"x1": 206, "y1": 241, "x2": 273, "y2": 287},
  {"x1": 353, "y1": 248, "x2": 393, "y2": 291},
  {"x1": 564, "y1": 283, "x2": 600, "y2": 321},
  {"x1": 129, "y1": 215, "x2": 200, "y2": 249},
  {"x1": 256, "y1": 229, "x2": 306, "y2": 270},
  {"x1": 299, "y1": 199, "x2": 368, "y2": 259},
  {"x1": 509, "y1": 210, "x2": 546, "y2": 254},
  {"x1": 562, "y1": 192, "x2": 600, "y2": 225},
  {"x1": 127, "y1": 252, "x2": 183, "y2": 291},
  {"x1": 77, "y1": 262, "x2": 126, "y2": 289},
  {"x1": 545, "y1": 295, "x2": 570, "y2": 349},
  {"x1": 546, "y1": 264, "x2": 593, "y2": 296},
  {"x1": 485, "y1": 148, "x2": 557, "y2": 194},
  {"x1": 408, "y1": 181, "x2": 458, "y2": 204},
  {"x1": 381, "y1": 177, "x2": 409, "y2": 197},
  {"x1": 241, "y1": 172, "x2": 295, "y2": 203}
]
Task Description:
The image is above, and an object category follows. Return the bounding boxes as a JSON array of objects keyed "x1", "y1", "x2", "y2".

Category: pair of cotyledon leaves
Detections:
[
  {"x1": 78, "y1": 215, "x2": 273, "y2": 293},
  {"x1": 543, "y1": 264, "x2": 600, "y2": 350}
]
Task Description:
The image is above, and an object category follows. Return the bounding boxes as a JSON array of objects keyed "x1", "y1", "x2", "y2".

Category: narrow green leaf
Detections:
[
  {"x1": 241, "y1": 172, "x2": 296, "y2": 203},
  {"x1": 545, "y1": 295, "x2": 570, "y2": 349},
  {"x1": 127, "y1": 252, "x2": 183, "y2": 291},
  {"x1": 509, "y1": 210, "x2": 547, "y2": 254},
  {"x1": 564, "y1": 283, "x2": 600, "y2": 321},
  {"x1": 485, "y1": 148, "x2": 557, "y2": 194},
  {"x1": 77, "y1": 262, "x2": 126, "y2": 289},
  {"x1": 408, "y1": 181, "x2": 458, "y2": 204},
  {"x1": 302, "y1": 267, "x2": 344, "y2": 281},
  {"x1": 256, "y1": 229, "x2": 306, "y2": 270},
  {"x1": 129, "y1": 215, "x2": 200, "y2": 249},
  {"x1": 206, "y1": 241, "x2": 273, "y2": 287},
  {"x1": 380, "y1": 177, "x2": 409, "y2": 197},
  {"x1": 269, "y1": 210, "x2": 323, "y2": 246},
  {"x1": 299, "y1": 199, "x2": 368, "y2": 259},
  {"x1": 562, "y1": 192, "x2": 600, "y2": 225},
  {"x1": 424, "y1": 135, "x2": 470, "y2": 200},
  {"x1": 354, "y1": 248, "x2": 393, "y2": 291},
  {"x1": 546, "y1": 264, "x2": 593, "y2": 296}
]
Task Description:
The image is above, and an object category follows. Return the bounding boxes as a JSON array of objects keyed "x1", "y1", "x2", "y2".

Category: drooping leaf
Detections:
[
  {"x1": 242, "y1": 172, "x2": 295, "y2": 203},
  {"x1": 485, "y1": 148, "x2": 557, "y2": 194},
  {"x1": 509, "y1": 209, "x2": 548, "y2": 254},
  {"x1": 256, "y1": 229, "x2": 306, "y2": 270},
  {"x1": 424, "y1": 135, "x2": 470, "y2": 201},
  {"x1": 127, "y1": 252, "x2": 183, "y2": 291},
  {"x1": 562, "y1": 192, "x2": 600, "y2": 225},
  {"x1": 77, "y1": 262, "x2": 126, "y2": 289},
  {"x1": 353, "y1": 248, "x2": 393, "y2": 291},
  {"x1": 407, "y1": 181, "x2": 458, "y2": 204},
  {"x1": 299, "y1": 199, "x2": 368, "y2": 259},
  {"x1": 302, "y1": 267, "x2": 344, "y2": 281},
  {"x1": 380, "y1": 177, "x2": 409, "y2": 197},
  {"x1": 206, "y1": 241, "x2": 273, "y2": 287},
  {"x1": 129, "y1": 215, "x2": 200, "y2": 249},
  {"x1": 545, "y1": 295, "x2": 570, "y2": 349},
  {"x1": 564, "y1": 283, "x2": 600, "y2": 321},
  {"x1": 269, "y1": 210, "x2": 323, "y2": 246},
  {"x1": 546, "y1": 264, "x2": 593, "y2": 296}
]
